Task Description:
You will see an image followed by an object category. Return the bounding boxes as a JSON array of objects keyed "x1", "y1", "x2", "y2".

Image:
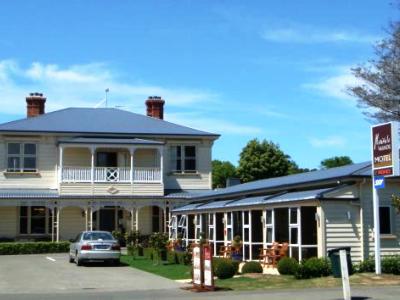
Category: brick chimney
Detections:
[
  {"x1": 26, "y1": 93, "x2": 46, "y2": 118},
  {"x1": 145, "y1": 96, "x2": 165, "y2": 119}
]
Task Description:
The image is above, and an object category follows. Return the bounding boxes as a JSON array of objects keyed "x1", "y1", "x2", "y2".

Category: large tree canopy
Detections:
[
  {"x1": 212, "y1": 160, "x2": 237, "y2": 188},
  {"x1": 320, "y1": 156, "x2": 353, "y2": 169},
  {"x1": 348, "y1": 21, "x2": 400, "y2": 122},
  {"x1": 237, "y1": 139, "x2": 292, "y2": 183}
]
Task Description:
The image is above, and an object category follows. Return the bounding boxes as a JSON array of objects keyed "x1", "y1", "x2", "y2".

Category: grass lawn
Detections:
[
  {"x1": 216, "y1": 273, "x2": 400, "y2": 291},
  {"x1": 120, "y1": 255, "x2": 191, "y2": 280}
]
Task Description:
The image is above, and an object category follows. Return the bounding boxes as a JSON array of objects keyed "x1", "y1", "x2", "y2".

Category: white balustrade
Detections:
[{"x1": 61, "y1": 167, "x2": 161, "y2": 183}]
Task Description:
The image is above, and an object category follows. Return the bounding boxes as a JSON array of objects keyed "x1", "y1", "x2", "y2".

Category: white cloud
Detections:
[
  {"x1": 302, "y1": 66, "x2": 364, "y2": 102},
  {"x1": 309, "y1": 136, "x2": 346, "y2": 148},
  {"x1": 166, "y1": 112, "x2": 262, "y2": 135},
  {"x1": 0, "y1": 60, "x2": 218, "y2": 115},
  {"x1": 262, "y1": 27, "x2": 379, "y2": 44}
]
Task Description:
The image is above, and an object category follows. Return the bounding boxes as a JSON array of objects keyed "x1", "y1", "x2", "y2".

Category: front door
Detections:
[
  {"x1": 99, "y1": 209, "x2": 116, "y2": 232},
  {"x1": 96, "y1": 152, "x2": 117, "y2": 167}
]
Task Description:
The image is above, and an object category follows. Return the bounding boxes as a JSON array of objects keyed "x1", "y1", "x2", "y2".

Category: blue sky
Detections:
[{"x1": 0, "y1": 1, "x2": 397, "y2": 168}]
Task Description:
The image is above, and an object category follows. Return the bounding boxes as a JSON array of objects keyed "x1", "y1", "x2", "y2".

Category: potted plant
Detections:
[{"x1": 231, "y1": 235, "x2": 242, "y2": 261}]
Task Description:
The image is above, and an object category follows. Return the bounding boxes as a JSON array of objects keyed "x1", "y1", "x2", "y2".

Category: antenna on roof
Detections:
[{"x1": 105, "y1": 88, "x2": 109, "y2": 108}]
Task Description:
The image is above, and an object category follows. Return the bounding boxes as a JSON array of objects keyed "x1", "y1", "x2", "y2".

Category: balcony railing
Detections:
[{"x1": 61, "y1": 167, "x2": 161, "y2": 183}]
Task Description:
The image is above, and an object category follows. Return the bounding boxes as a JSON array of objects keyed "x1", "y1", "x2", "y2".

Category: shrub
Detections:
[
  {"x1": 241, "y1": 261, "x2": 263, "y2": 274},
  {"x1": 382, "y1": 255, "x2": 400, "y2": 275},
  {"x1": 357, "y1": 257, "x2": 375, "y2": 273},
  {"x1": 167, "y1": 251, "x2": 177, "y2": 264},
  {"x1": 176, "y1": 251, "x2": 191, "y2": 265},
  {"x1": 278, "y1": 257, "x2": 299, "y2": 275},
  {"x1": 232, "y1": 260, "x2": 240, "y2": 274},
  {"x1": 214, "y1": 259, "x2": 236, "y2": 279},
  {"x1": 0, "y1": 242, "x2": 70, "y2": 255},
  {"x1": 125, "y1": 230, "x2": 140, "y2": 246},
  {"x1": 295, "y1": 257, "x2": 331, "y2": 279},
  {"x1": 143, "y1": 247, "x2": 155, "y2": 260}
]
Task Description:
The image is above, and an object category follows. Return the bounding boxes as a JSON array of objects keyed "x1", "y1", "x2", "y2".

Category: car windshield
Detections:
[{"x1": 82, "y1": 232, "x2": 114, "y2": 241}]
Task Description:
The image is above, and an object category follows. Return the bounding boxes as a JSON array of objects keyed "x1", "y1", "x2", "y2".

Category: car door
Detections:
[{"x1": 70, "y1": 233, "x2": 82, "y2": 255}]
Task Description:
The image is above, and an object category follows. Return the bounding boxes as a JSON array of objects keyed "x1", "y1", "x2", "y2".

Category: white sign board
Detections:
[{"x1": 192, "y1": 246, "x2": 202, "y2": 286}]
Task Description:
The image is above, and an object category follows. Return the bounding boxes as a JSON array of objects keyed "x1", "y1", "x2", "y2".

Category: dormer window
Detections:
[
  {"x1": 171, "y1": 145, "x2": 197, "y2": 173},
  {"x1": 7, "y1": 143, "x2": 37, "y2": 172}
]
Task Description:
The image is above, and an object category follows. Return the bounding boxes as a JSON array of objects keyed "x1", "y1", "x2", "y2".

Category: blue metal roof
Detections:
[
  {"x1": 0, "y1": 108, "x2": 219, "y2": 137},
  {"x1": 224, "y1": 195, "x2": 266, "y2": 208},
  {"x1": 172, "y1": 202, "x2": 204, "y2": 212},
  {"x1": 192, "y1": 162, "x2": 371, "y2": 200},
  {"x1": 263, "y1": 188, "x2": 333, "y2": 204},
  {"x1": 171, "y1": 186, "x2": 349, "y2": 212}
]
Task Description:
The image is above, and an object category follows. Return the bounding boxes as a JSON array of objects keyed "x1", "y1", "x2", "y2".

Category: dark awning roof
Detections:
[
  {"x1": 58, "y1": 137, "x2": 164, "y2": 146},
  {"x1": 0, "y1": 189, "x2": 59, "y2": 198}
]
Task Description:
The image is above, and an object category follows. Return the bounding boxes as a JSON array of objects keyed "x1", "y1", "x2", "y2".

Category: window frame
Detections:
[
  {"x1": 170, "y1": 145, "x2": 197, "y2": 174},
  {"x1": 6, "y1": 142, "x2": 37, "y2": 173},
  {"x1": 18, "y1": 206, "x2": 50, "y2": 235}
]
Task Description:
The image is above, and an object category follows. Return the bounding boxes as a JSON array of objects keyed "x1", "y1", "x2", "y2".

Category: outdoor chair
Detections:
[
  {"x1": 266, "y1": 242, "x2": 289, "y2": 267},
  {"x1": 219, "y1": 245, "x2": 232, "y2": 258},
  {"x1": 259, "y1": 242, "x2": 280, "y2": 267}
]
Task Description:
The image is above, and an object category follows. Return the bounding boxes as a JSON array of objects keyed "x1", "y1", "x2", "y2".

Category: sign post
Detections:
[
  {"x1": 371, "y1": 122, "x2": 400, "y2": 275},
  {"x1": 339, "y1": 250, "x2": 351, "y2": 300},
  {"x1": 203, "y1": 244, "x2": 215, "y2": 291},
  {"x1": 192, "y1": 244, "x2": 203, "y2": 288},
  {"x1": 191, "y1": 243, "x2": 215, "y2": 292}
]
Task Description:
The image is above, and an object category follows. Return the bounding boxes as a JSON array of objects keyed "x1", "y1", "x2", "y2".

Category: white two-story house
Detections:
[{"x1": 0, "y1": 93, "x2": 219, "y2": 241}]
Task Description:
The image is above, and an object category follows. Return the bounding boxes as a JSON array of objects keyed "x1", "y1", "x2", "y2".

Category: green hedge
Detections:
[
  {"x1": 214, "y1": 259, "x2": 236, "y2": 279},
  {"x1": 357, "y1": 256, "x2": 400, "y2": 275},
  {"x1": 213, "y1": 257, "x2": 240, "y2": 274},
  {"x1": 241, "y1": 261, "x2": 263, "y2": 274},
  {"x1": 278, "y1": 257, "x2": 300, "y2": 275},
  {"x1": 295, "y1": 257, "x2": 331, "y2": 279},
  {"x1": 0, "y1": 242, "x2": 70, "y2": 255},
  {"x1": 166, "y1": 250, "x2": 191, "y2": 265}
]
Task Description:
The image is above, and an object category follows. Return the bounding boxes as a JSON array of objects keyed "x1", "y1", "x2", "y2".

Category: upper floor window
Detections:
[
  {"x1": 171, "y1": 145, "x2": 196, "y2": 173},
  {"x1": 7, "y1": 143, "x2": 37, "y2": 172}
]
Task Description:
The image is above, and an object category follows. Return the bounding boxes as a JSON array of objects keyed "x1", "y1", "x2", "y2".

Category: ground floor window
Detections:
[
  {"x1": 19, "y1": 206, "x2": 52, "y2": 235},
  {"x1": 380, "y1": 206, "x2": 392, "y2": 234}
]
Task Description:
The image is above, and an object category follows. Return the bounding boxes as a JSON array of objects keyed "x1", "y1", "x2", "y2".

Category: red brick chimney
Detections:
[
  {"x1": 145, "y1": 96, "x2": 165, "y2": 119},
  {"x1": 26, "y1": 93, "x2": 46, "y2": 118}
]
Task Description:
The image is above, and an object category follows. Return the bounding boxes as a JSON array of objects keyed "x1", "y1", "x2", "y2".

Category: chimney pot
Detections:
[
  {"x1": 145, "y1": 96, "x2": 165, "y2": 119},
  {"x1": 26, "y1": 93, "x2": 46, "y2": 118}
]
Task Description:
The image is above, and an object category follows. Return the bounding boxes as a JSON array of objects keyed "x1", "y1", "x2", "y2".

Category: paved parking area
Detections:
[{"x1": 0, "y1": 253, "x2": 181, "y2": 294}]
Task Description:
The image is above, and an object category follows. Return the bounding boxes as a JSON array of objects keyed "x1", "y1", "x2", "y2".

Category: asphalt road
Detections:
[
  {"x1": 1, "y1": 254, "x2": 400, "y2": 300},
  {"x1": 0, "y1": 253, "x2": 181, "y2": 294}
]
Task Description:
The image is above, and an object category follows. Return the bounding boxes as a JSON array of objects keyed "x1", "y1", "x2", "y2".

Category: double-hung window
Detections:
[
  {"x1": 170, "y1": 145, "x2": 196, "y2": 173},
  {"x1": 7, "y1": 143, "x2": 37, "y2": 172}
]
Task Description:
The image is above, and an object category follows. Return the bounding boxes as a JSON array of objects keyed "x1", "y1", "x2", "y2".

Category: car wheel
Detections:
[{"x1": 76, "y1": 258, "x2": 83, "y2": 266}]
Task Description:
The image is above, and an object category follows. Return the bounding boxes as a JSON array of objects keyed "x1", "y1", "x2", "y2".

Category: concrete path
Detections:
[{"x1": 0, "y1": 253, "x2": 181, "y2": 294}]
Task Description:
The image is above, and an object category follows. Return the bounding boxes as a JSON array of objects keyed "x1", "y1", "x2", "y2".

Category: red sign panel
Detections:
[
  {"x1": 372, "y1": 123, "x2": 393, "y2": 169},
  {"x1": 374, "y1": 167, "x2": 393, "y2": 176}
]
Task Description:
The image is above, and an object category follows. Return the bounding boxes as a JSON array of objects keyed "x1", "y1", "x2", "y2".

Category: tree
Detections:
[
  {"x1": 212, "y1": 160, "x2": 237, "y2": 188},
  {"x1": 237, "y1": 139, "x2": 292, "y2": 183},
  {"x1": 348, "y1": 19, "x2": 400, "y2": 122},
  {"x1": 320, "y1": 156, "x2": 353, "y2": 169},
  {"x1": 288, "y1": 161, "x2": 317, "y2": 174}
]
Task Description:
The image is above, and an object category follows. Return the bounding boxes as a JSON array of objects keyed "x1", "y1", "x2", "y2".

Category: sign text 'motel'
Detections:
[{"x1": 372, "y1": 122, "x2": 400, "y2": 177}]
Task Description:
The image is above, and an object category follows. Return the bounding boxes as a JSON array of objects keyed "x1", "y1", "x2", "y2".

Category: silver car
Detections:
[{"x1": 69, "y1": 231, "x2": 121, "y2": 266}]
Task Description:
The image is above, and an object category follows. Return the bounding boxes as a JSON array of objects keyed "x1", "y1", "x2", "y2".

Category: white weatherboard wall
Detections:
[
  {"x1": 322, "y1": 200, "x2": 363, "y2": 262},
  {"x1": 0, "y1": 207, "x2": 18, "y2": 238},
  {"x1": 59, "y1": 207, "x2": 86, "y2": 240},
  {"x1": 164, "y1": 141, "x2": 212, "y2": 190},
  {"x1": 0, "y1": 136, "x2": 58, "y2": 189},
  {"x1": 361, "y1": 181, "x2": 400, "y2": 258}
]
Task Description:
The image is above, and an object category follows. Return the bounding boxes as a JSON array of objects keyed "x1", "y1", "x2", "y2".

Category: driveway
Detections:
[{"x1": 0, "y1": 253, "x2": 182, "y2": 294}]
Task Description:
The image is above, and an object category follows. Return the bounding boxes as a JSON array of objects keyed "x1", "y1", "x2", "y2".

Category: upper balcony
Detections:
[{"x1": 57, "y1": 137, "x2": 164, "y2": 196}]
